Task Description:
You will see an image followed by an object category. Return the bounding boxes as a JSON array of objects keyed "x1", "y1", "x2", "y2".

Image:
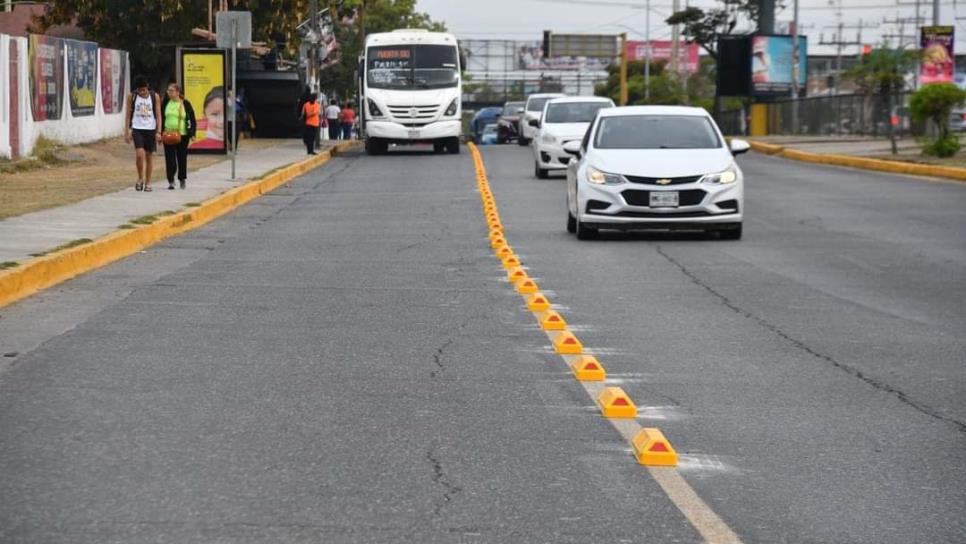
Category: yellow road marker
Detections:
[
  {"x1": 507, "y1": 267, "x2": 528, "y2": 283},
  {"x1": 552, "y1": 330, "x2": 583, "y2": 354},
  {"x1": 502, "y1": 255, "x2": 521, "y2": 269},
  {"x1": 514, "y1": 277, "x2": 539, "y2": 294},
  {"x1": 597, "y1": 387, "x2": 637, "y2": 418},
  {"x1": 570, "y1": 355, "x2": 606, "y2": 381},
  {"x1": 526, "y1": 292, "x2": 551, "y2": 312},
  {"x1": 632, "y1": 428, "x2": 678, "y2": 466},
  {"x1": 538, "y1": 310, "x2": 567, "y2": 331}
]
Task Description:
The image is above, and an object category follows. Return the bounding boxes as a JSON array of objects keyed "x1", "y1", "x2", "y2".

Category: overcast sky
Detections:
[{"x1": 416, "y1": 0, "x2": 966, "y2": 56}]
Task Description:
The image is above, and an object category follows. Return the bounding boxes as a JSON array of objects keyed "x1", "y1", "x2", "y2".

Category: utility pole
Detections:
[
  {"x1": 309, "y1": 0, "x2": 319, "y2": 94},
  {"x1": 645, "y1": 0, "x2": 651, "y2": 102},
  {"x1": 933, "y1": 0, "x2": 940, "y2": 25},
  {"x1": 620, "y1": 33, "x2": 629, "y2": 106},
  {"x1": 820, "y1": 18, "x2": 871, "y2": 94},
  {"x1": 670, "y1": 0, "x2": 679, "y2": 76},
  {"x1": 791, "y1": 0, "x2": 799, "y2": 133},
  {"x1": 682, "y1": 0, "x2": 689, "y2": 105},
  {"x1": 758, "y1": 0, "x2": 775, "y2": 34}
]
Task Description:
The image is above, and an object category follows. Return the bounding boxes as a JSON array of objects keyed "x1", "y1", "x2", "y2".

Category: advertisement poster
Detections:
[
  {"x1": 517, "y1": 42, "x2": 610, "y2": 72},
  {"x1": 99, "y1": 48, "x2": 128, "y2": 114},
  {"x1": 66, "y1": 39, "x2": 98, "y2": 116},
  {"x1": 750, "y1": 35, "x2": 807, "y2": 96},
  {"x1": 29, "y1": 34, "x2": 65, "y2": 121},
  {"x1": 921, "y1": 26, "x2": 954, "y2": 84},
  {"x1": 181, "y1": 50, "x2": 226, "y2": 153},
  {"x1": 626, "y1": 41, "x2": 701, "y2": 73}
]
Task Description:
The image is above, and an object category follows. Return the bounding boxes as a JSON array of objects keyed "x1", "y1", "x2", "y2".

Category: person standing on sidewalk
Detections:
[
  {"x1": 125, "y1": 77, "x2": 162, "y2": 192},
  {"x1": 325, "y1": 100, "x2": 342, "y2": 141},
  {"x1": 300, "y1": 93, "x2": 321, "y2": 155},
  {"x1": 340, "y1": 102, "x2": 356, "y2": 141},
  {"x1": 161, "y1": 83, "x2": 197, "y2": 190}
]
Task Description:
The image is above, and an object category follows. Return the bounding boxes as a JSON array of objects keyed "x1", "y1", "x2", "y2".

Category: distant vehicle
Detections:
[
  {"x1": 531, "y1": 96, "x2": 614, "y2": 179},
  {"x1": 519, "y1": 93, "x2": 566, "y2": 146},
  {"x1": 470, "y1": 107, "x2": 503, "y2": 143},
  {"x1": 360, "y1": 29, "x2": 462, "y2": 155},
  {"x1": 497, "y1": 101, "x2": 526, "y2": 143},
  {"x1": 564, "y1": 106, "x2": 750, "y2": 240},
  {"x1": 951, "y1": 109, "x2": 966, "y2": 132},
  {"x1": 480, "y1": 123, "x2": 499, "y2": 145}
]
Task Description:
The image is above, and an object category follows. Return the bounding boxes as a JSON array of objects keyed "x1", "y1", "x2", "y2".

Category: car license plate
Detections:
[
  {"x1": 650, "y1": 191, "x2": 679, "y2": 207},
  {"x1": 408, "y1": 129, "x2": 421, "y2": 139}
]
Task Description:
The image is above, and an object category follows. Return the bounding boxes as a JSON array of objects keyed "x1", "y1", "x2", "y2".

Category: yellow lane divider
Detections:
[{"x1": 467, "y1": 142, "x2": 744, "y2": 544}]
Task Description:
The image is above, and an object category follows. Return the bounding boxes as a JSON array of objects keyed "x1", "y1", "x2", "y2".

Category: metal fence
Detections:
[{"x1": 716, "y1": 92, "x2": 929, "y2": 138}]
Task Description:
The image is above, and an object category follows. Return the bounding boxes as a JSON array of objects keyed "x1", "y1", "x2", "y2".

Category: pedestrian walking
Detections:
[
  {"x1": 161, "y1": 83, "x2": 197, "y2": 190},
  {"x1": 325, "y1": 100, "x2": 342, "y2": 140},
  {"x1": 340, "y1": 102, "x2": 356, "y2": 141},
  {"x1": 125, "y1": 76, "x2": 162, "y2": 192},
  {"x1": 300, "y1": 93, "x2": 321, "y2": 155}
]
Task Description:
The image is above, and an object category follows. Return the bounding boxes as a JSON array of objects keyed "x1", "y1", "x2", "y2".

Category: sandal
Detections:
[
  {"x1": 143, "y1": 185, "x2": 153, "y2": 192},
  {"x1": 135, "y1": 181, "x2": 143, "y2": 191}
]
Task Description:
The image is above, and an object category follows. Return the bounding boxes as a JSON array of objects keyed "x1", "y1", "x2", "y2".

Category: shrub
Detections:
[{"x1": 909, "y1": 83, "x2": 966, "y2": 156}]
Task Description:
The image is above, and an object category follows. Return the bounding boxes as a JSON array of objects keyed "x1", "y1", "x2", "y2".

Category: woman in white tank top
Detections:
[{"x1": 125, "y1": 77, "x2": 162, "y2": 191}]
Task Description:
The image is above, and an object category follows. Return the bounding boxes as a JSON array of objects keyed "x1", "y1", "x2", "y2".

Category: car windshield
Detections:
[
  {"x1": 367, "y1": 45, "x2": 459, "y2": 90},
  {"x1": 527, "y1": 97, "x2": 556, "y2": 112},
  {"x1": 504, "y1": 102, "x2": 525, "y2": 114},
  {"x1": 594, "y1": 115, "x2": 722, "y2": 149},
  {"x1": 545, "y1": 102, "x2": 609, "y2": 123}
]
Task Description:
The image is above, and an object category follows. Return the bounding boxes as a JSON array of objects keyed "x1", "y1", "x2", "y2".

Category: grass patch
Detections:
[
  {"x1": 184, "y1": 202, "x2": 202, "y2": 207},
  {"x1": 29, "y1": 238, "x2": 94, "y2": 257},
  {"x1": 0, "y1": 138, "x2": 66, "y2": 175},
  {"x1": 118, "y1": 224, "x2": 136, "y2": 229},
  {"x1": 156, "y1": 210, "x2": 178, "y2": 216},
  {"x1": 130, "y1": 214, "x2": 160, "y2": 225},
  {"x1": 0, "y1": 261, "x2": 19, "y2": 270}
]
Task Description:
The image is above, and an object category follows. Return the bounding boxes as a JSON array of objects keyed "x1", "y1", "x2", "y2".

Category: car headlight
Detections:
[
  {"x1": 367, "y1": 99, "x2": 384, "y2": 118},
  {"x1": 701, "y1": 164, "x2": 739, "y2": 184},
  {"x1": 444, "y1": 99, "x2": 459, "y2": 117},
  {"x1": 586, "y1": 166, "x2": 624, "y2": 185},
  {"x1": 541, "y1": 133, "x2": 557, "y2": 144}
]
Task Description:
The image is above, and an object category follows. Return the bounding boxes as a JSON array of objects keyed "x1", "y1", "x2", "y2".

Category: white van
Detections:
[{"x1": 360, "y1": 30, "x2": 462, "y2": 155}]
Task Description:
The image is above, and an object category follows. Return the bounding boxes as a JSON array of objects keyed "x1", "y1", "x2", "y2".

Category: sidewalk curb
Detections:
[
  {"x1": 0, "y1": 141, "x2": 361, "y2": 309},
  {"x1": 748, "y1": 140, "x2": 966, "y2": 182}
]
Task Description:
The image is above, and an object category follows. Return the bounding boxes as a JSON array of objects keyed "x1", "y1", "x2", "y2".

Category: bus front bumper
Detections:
[{"x1": 366, "y1": 120, "x2": 461, "y2": 142}]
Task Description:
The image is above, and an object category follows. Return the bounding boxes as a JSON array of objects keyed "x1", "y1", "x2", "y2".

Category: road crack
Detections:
[
  {"x1": 654, "y1": 244, "x2": 966, "y2": 433},
  {"x1": 426, "y1": 447, "x2": 462, "y2": 517}
]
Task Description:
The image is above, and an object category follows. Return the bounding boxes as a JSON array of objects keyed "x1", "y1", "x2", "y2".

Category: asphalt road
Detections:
[{"x1": 0, "y1": 144, "x2": 964, "y2": 543}]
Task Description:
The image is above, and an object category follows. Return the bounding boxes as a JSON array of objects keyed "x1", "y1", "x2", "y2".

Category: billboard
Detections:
[
  {"x1": 750, "y1": 35, "x2": 807, "y2": 96},
  {"x1": 517, "y1": 42, "x2": 610, "y2": 71},
  {"x1": 548, "y1": 33, "x2": 619, "y2": 58},
  {"x1": 66, "y1": 39, "x2": 98, "y2": 117},
  {"x1": 181, "y1": 49, "x2": 226, "y2": 154},
  {"x1": 99, "y1": 48, "x2": 128, "y2": 114},
  {"x1": 29, "y1": 34, "x2": 65, "y2": 121},
  {"x1": 626, "y1": 41, "x2": 701, "y2": 73},
  {"x1": 921, "y1": 26, "x2": 954, "y2": 84}
]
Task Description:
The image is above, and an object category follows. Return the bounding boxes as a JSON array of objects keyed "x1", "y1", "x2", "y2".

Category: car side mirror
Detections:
[
  {"x1": 528, "y1": 118, "x2": 540, "y2": 128},
  {"x1": 562, "y1": 140, "x2": 582, "y2": 158},
  {"x1": 730, "y1": 139, "x2": 751, "y2": 155}
]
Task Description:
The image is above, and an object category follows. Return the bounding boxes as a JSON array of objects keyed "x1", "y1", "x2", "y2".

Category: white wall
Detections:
[{"x1": 0, "y1": 34, "x2": 129, "y2": 159}]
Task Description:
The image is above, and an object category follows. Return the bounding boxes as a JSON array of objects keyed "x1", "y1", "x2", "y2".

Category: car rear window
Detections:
[{"x1": 594, "y1": 115, "x2": 722, "y2": 149}]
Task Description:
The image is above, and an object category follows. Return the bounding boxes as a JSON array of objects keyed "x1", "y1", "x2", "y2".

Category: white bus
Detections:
[{"x1": 360, "y1": 29, "x2": 462, "y2": 155}]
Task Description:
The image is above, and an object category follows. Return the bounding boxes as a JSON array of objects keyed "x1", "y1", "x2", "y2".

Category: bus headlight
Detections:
[
  {"x1": 444, "y1": 99, "x2": 459, "y2": 117},
  {"x1": 367, "y1": 99, "x2": 384, "y2": 118}
]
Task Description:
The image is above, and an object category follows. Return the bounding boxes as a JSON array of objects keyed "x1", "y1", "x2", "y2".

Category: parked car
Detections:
[
  {"x1": 950, "y1": 109, "x2": 966, "y2": 132},
  {"x1": 470, "y1": 107, "x2": 503, "y2": 143},
  {"x1": 480, "y1": 123, "x2": 499, "y2": 145},
  {"x1": 531, "y1": 96, "x2": 614, "y2": 179},
  {"x1": 519, "y1": 93, "x2": 566, "y2": 146},
  {"x1": 497, "y1": 101, "x2": 525, "y2": 143},
  {"x1": 564, "y1": 106, "x2": 750, "y2": 240}
]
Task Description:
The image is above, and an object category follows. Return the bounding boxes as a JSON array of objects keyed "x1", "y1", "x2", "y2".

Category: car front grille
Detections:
[
  {"x1": 387, "y1": 104, "x2": 440, "y2": 126},
  {"x1": 624, "y1": 174, "x2": 703, "y2": 185},
  {"x1": 621, "y1": 189, "x2": 706, "y2": 207},
  {"x1": 613, "y1": 210, "x2": 715, "y2": 218}
]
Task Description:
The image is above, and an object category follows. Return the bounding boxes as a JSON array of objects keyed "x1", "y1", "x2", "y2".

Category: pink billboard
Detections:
[{"x1": 626, "y1": 40, "x2": 700, "y2": 73}]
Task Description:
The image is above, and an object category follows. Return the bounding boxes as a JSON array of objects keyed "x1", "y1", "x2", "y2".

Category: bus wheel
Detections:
[
  {"x1": 433, "y1": 141, "x2": 445, "y2": 154},
  {"x1": 445, "y1": 137, "x2": 460, "y2": 155}
]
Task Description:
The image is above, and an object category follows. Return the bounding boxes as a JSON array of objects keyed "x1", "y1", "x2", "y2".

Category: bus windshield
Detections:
[{"x1": 367, "y1": 45, "x2": 459, "y2": 90}]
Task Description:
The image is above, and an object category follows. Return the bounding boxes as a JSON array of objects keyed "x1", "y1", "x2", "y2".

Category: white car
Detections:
[
  {"x1": 531, "y1": 96, "x2": 615, "y2": 179},
  {"x1": 518, "y1": 93, "x2": 566, "y2": 146},
  {"x1": 564, "y1": 106, "x2": 750, "y2": 240}
]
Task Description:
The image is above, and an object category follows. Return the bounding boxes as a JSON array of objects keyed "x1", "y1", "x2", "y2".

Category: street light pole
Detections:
[
  {"x1": 792, "y1": 0, "x2": 799, "y2": 133},
  {"x1": 645, "y1": 0, "x2": 651, "y2": 102}
]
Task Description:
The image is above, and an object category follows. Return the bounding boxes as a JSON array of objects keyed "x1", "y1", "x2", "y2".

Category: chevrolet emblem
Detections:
[{"x1": 656, "y1": 178, "x2": 672, "y2": 185}]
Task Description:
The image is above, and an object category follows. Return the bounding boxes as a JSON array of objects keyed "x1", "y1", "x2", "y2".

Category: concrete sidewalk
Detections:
[
  {"x1": 751, "y1": 135, "x2": 921, "y2": 156},
  {"x1": 0, "y1": 140, "x2": 332, "y2": 263}
]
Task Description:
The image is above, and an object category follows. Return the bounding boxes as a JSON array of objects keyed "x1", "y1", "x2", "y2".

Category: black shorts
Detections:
[{"x1": 132, "y1": 129, "x2": 157, "y2": 153}]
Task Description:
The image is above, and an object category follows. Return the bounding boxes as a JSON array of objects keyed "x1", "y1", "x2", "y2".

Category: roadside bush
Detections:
[{"x1": 909, "y1": 83, "x2": 966, "y2": 157}]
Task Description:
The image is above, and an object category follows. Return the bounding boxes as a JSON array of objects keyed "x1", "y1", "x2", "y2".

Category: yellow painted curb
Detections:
[
  {"x1": 749, "y1": 139, "x2": 966, "y2": 182},
  {"x1": 0, "y1": 142, "x2": 361, "y2": 309}
]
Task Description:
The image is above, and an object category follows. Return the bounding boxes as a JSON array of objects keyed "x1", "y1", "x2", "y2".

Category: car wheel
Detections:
[
  {"x1": 366, "y1": 138, "x2": 384, "y2": 156},
  {"x1": 535, "y1": 162, "x2": 549, "y2": 179},
  {"x1": 575, "y1": 214, "x2": 597, "y2": 240},
  {"x1": 566, "y1": 211, "x2": 577, "y2": 233},
  {"x1": 718, "y1": 223, "x2": 742, "y2": 240}
]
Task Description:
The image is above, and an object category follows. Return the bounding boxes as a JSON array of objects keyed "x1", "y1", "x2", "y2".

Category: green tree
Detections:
[
  {"x1": 33, "y1": 1, "x2": 314, "y2": 86},
  {"x1": 845, "y1": 47, "x2": 917, "y2": 154},
  {"x1": 665, "y1": 0, "x2": 769, "y2": 60},
  {"x1": 594, "y1": 58, "x2": 716, "y2": 108},
  {"x1": 909, "y1": 83, "x2": 966, "y2": 157}
]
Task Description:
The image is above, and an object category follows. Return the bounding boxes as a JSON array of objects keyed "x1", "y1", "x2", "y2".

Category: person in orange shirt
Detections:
[{"x1": 300, "y1": 93, "x2": 321, "y2": 155}]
